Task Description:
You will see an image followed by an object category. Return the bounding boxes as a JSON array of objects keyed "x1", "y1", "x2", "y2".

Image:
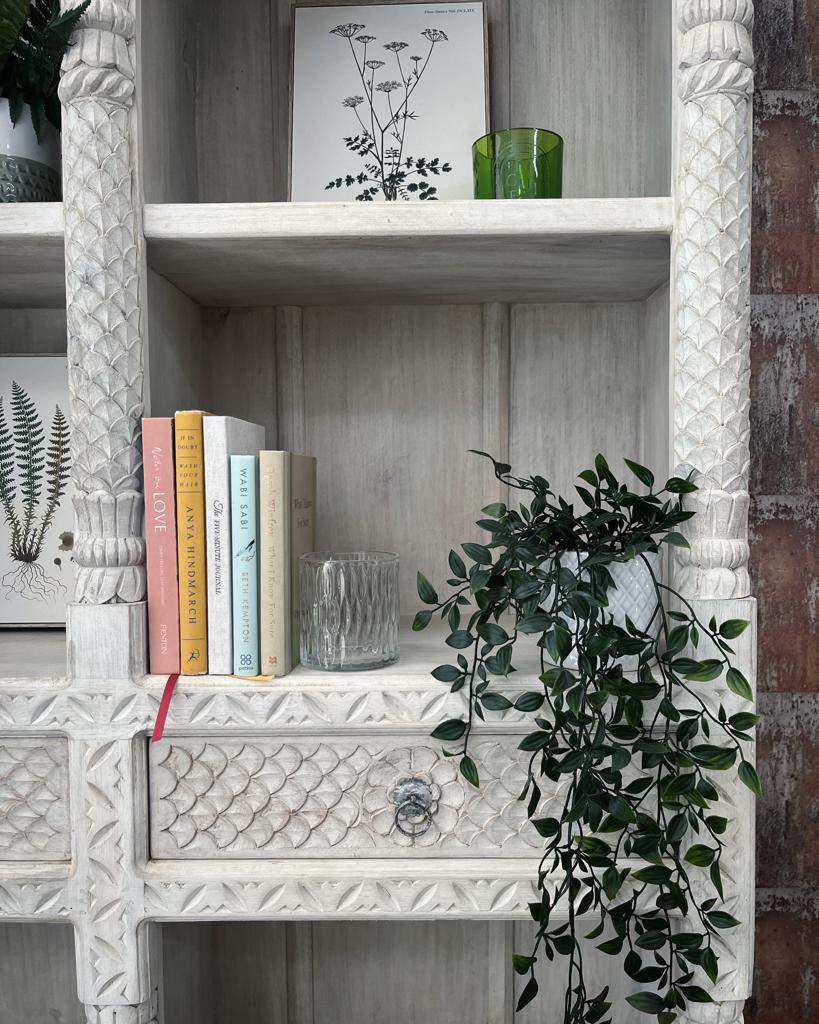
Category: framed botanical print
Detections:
[
  {"x1": 0, "y1": 356, "x2": 74, "y2": 626},
  {"x1": 290, "y1": 2, "x2": 488, "y2": 201}
]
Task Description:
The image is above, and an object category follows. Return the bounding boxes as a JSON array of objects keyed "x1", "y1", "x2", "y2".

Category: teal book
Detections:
[{"x1": 230, "y1": 454, "x2": 259, "y2": 676}]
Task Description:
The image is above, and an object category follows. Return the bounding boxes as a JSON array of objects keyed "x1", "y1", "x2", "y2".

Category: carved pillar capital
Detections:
[
  {"x1": 59, "y1": 0, "x2": 146, "y2": 604},
  {"x1": 673, "y1": 0, "x2": 754, "y2": 599}
]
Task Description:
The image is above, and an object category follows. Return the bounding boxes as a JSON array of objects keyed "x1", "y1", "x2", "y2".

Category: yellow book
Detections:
[{"x1": 175, "y1": 411, "x2": 210, "y2": 674}]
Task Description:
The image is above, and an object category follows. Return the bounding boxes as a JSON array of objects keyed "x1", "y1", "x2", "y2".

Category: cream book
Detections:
[{"x1": 259, "y1": 451, "x2": 316, "y2": 676}]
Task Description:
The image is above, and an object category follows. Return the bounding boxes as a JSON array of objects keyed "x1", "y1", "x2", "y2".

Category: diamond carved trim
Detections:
[{"x1": 0, "y1": 738, "x2": 70, "y2": 860}]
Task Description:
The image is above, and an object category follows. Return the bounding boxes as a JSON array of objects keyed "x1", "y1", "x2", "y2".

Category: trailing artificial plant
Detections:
[
  {"x1": 415, "y1": 451, "x2": 759, "y2": 1024},
  {"x1": 0, "y1": 380, "x2": 70, "y2": 598},
  {"x1": 0, "y1": 0, "x2": 90, "y2": 140}
]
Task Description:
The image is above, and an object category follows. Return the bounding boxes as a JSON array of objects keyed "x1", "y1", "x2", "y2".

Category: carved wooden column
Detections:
[
  {"x1": 673, "y1": 3, "x2": 756, "y2": 1021},
  {"x1": 673, "y1": 0, "x2": 754, "y2": 601},
  {"x1": 71, "y1": 736, "x2": 160, "y2": 1024},
  {"x1": 59, "y1": 0, "x2": 147, "y2": 681}
]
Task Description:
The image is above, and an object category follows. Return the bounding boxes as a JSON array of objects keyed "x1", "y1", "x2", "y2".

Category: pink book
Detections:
[{"x1": 143, "y1": 418, "x2": 180, "y2": 673}]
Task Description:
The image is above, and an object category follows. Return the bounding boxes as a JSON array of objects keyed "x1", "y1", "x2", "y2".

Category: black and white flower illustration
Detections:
[{"x1": 325, "y1": 22, "x2": 452, "y2": 200}]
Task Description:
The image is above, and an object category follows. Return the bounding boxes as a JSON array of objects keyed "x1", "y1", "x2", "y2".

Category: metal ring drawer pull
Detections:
[{"x1": 392, "y1": 777, "x2": 434, "y2": 839}]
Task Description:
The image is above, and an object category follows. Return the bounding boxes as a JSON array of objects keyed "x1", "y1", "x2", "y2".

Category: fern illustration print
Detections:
[
  {"x1": 0, "y1": 359, "x2": 74, "y2": 623},
  {"x1": 291, "y1": 5, "x2": 488, "y2": 201}
]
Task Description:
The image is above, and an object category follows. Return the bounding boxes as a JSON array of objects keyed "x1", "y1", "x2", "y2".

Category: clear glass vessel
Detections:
[
  {"x1": 473, "y1": 127, "x2": 563, "y2": 199},
  {"x1": 300, "y1": 551, "x2": 399, "y2": 671}
]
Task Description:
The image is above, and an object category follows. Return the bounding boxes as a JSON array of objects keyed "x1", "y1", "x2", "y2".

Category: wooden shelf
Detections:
[
  {"x1": 0, "y1": 203, "x2": 64, "y2": 307},
  {"x1": 0, "y1": 628, "x2": 66, "y2": 682},
  {"x1": 144, "y1": 198, "x2": 672, "y2": 307},
  {"x1": 148, "y1": 617, "x2": 549, "y2": 692}
]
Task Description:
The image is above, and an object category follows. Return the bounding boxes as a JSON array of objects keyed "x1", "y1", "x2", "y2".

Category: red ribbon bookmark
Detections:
[{"x1": 152, "y1": 673, "x2": 179, "y2": 743}]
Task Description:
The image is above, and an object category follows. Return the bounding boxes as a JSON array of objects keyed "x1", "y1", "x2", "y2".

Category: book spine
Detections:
[
  {"x1": 203, "y1": 418, "x2": 232, "y2": 675},
  {"x1": 175, "y1": 411, "x2": 208, "y2": 675},
  {"x1": 290, "y1": 455, "x2": 317, "y2": 668},
  {"x1": 143, "y1": 418, "x2": 180, "y2": 674},
  {"x1": 259, "y1": 451, "x2": 290, "y2": 676},
  {"x1": 230, "y1": 455, "x2": 259, "y2": 676}
]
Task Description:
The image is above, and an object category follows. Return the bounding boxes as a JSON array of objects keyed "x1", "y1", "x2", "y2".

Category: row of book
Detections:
[{"x1": 143, "y1": 412, "x2": 316, "y2": 677}]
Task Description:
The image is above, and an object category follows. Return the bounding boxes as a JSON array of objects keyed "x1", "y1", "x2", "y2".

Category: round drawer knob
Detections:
[{"x1": 391, "y1": 776, "x2": 434, "y2": 839}]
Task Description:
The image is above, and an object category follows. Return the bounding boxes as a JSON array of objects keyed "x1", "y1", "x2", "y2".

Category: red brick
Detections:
[
  {"x1": 756, "y1": 694, "x2": 819, "y2": 888},
  {"x1": 750, "y1": 294, "x2": 819, "y2": 495},
  {"x1": 749, "y1": 496, "x2": 819, "y2": 692},
  {"x1": 746, "y1": 891, "x2": 819, "y2": 1023},
  {"x1": 752, "y1": 91, "x2": 819, "y2": 294},
  {"x1": 754, "y1": 0, "x2": 819, "y2": 90}
]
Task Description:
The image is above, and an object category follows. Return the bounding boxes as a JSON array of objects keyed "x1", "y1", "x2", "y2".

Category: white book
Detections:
[{"x1": 203, "y1": 416, "x2": 265, "y2": 674}]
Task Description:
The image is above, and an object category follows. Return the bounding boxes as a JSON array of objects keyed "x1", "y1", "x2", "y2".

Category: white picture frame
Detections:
[
  {"x1": 0, "y1": 355, "x2": 74, "y2": 626},
  {"x1": 290, "y1": 2, "x2": 488, "y2": 202}
]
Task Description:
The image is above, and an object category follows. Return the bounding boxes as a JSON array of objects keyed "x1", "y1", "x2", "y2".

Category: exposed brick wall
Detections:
[{"x1": 746, "y1": 1, "x2": 819, "y2": 1020}]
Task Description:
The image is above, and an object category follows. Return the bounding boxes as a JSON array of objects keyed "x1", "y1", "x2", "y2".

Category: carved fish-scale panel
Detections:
[
  {"x1": 148, "y1": 737, "x2": 563, "y2": 858},
  {"x1": 0, "y1": 738, "x2": 70, "y2": 860}
]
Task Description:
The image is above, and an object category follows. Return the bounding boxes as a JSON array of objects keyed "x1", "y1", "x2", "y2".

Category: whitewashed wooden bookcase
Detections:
[{"x1": 0, "y1": 1, "x2": 756, "y2": 1022}]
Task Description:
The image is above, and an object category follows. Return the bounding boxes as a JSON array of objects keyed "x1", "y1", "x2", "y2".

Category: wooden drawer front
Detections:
[
  {"x1": 0, "y1": 737, "x2": 70, "y2": 861},
  {"x1": 149, "y1": 736, "x2": 550, "y2": 859}
]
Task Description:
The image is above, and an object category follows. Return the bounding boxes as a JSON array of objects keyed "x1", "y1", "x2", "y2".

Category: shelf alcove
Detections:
[{"x1": 0, "y1": 0, "x2": 758, "y2": 1021}]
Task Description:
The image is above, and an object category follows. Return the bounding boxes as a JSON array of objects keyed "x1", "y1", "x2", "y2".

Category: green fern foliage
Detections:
[
  {"x1": 0, "y1": 380, "x2": 70, "y2": 564},
  {"x1": 0, "y1": 0, "x2": 28, "y2": 76},
  {"x1": 0, "y1": 0, "x2": 90, "y2": 139}
]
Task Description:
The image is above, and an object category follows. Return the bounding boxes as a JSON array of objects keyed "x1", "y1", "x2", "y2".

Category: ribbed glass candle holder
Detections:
[
  {"x1": 300, "y1": 551, "x2": 399, "y2": 671},
  {"x1": 473, "y1": 127, "x2": 563, "y2": 199}
]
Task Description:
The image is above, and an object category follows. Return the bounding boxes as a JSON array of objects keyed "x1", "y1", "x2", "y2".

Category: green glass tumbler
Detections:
[{"x1": 473, "y1": 128, "x2": 563, "y2": 199}]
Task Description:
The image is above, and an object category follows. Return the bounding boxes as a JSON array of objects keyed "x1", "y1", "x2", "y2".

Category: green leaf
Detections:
[
  {"x1": 597, "y1": 936, "x2": 624, "y2": 955},
  {"x1": 624, "y1": 458, "x2": 654, "y2": 489},
  {"x1": 512, "y1": 954, "x2": 535, "y2": 975},
  {"x1": 518, "y1": 612, "x2": 549, "y2": 634},
  {"x1": 681, "y1": 986, "x2": 713, "y2": 1003},
  {"x1": 726, "y1": 668, "x2": 753, "y2": 701},
  {"x1": 431, "y1": 664, "x2": 461, "y2": 683},
  {"x1": 516, "y1": 976, "x2": 538, "y2": 1012},
  {"x1": 416, "y1": 571, "x2": 438, "y2": 605},
  {"x1": 431, "y1": 718, "x2": 465, "y2": 741},
  {"x1": 626, "y1": 991, "x2": 667, "y2": 1015},
  {"x1": 448, "y1": 549, "x2": 467, "y2": 579},
  {"x1": 666, "y1": 476, "x2": 698, "y2": 493},
  {"x1": 0, "y1": 0, "x2": 28, "y2": 74},
  {"x1": 463, "y1": 541, "x2": 492, "y2": 565},
  {"x1": 632, "y1": 865, "x2": 672, "y2": 884},
  {"x1": 608, "y1": 796, "x2": 637, "y2": 824},
  {"x1": 481, "y1": 502, "x2": 506, "y2": 518},
  {"x1": 412, "y1": 610, "x2": 432, "y2": 631},
  {"x1": 701, "y1": 947, "x2": 719, "y2": 983},
  {"x1": 460, "y1": 755, "x2": 479, "y2": 787},
  {"x1": 707, "y1": 910, "x2": 741, "y2": 930},
  {"x1": 481, "y1": 691, "x2": 512, "y2": 711},
  {"x1": 477, "y1": 622, "x2": 509, "y2": 646},
  {"x1": 531, "y1": 817, "x2": 560, "y2": 838},
  {"x1": 738, "y1": 760, "x2": 762, "y2": 797},
  {"x1": 684, "y1": 660, "x2": 723, "y2": 682},
  {"x1": 662, "y1": 531, "x2": 690, "y2": 548},
  {"x1": 446, "y1": 630, "x2": 474, "y2": 649},
  {"x1": 705, "y1": 815, "x2": 727, "y2": 835},
  {"x1": 515, "y1": 691, "x2": 544, "y2": 712},
  {"x1": 685, "y1": 844, "x2": 717, "y2": 867},
  {"x1": 719, "y1": 619, "x2": 749, "y2": 639},
  {"x1": 729, "y1": 712, "x2": 759, "y2": 731}
]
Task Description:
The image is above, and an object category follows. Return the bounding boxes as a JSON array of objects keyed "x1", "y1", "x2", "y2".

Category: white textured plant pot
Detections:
[
  {"x1": 560, "y1": 550, "x2": 662, "y2": 672},
  {"x1": 0, "y1": 98, "x2": 61, "y2": 201}
]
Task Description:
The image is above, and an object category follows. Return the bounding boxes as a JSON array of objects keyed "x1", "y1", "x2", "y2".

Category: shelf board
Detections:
[
  {"x1": 144, "y1": 197, "x2": 672, "y2": 307},
  {"x1": 149, "y1": 617, "x2": 547, "y2": 692},
  {"x1": 0, "y1": 203, "x2": 64, "y2": 307},
  {"x1": 0, "y1": 628, "x2": 66, "y2": 683}
]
